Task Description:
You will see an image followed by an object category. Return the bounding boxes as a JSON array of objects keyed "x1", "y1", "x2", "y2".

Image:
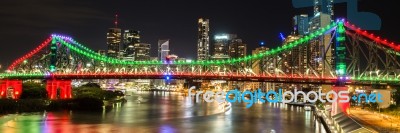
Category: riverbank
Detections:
[
  {"x1": 286, "y1": 102, "x2": 314, "y2": 107},
  {"x1": 0, "y1": 98, "x2": 126, "y2": 116},
  {"x1": 349, "y1": 107, "x2": 400, "y2": 132}
]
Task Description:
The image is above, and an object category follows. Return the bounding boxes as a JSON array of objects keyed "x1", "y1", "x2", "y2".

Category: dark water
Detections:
[{"x1": 0, "y1": 91, "x2": 314, "y2": 133}]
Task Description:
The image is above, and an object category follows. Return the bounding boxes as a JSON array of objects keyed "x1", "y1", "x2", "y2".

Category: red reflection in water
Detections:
[{"x1": 43, "y1": 112, "x2": 72, "y2": 133}]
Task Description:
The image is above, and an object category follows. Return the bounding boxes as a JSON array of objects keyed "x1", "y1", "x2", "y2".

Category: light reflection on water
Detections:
[{"x1": 0, "y1": 91, "x2": 314, "y2": 133}]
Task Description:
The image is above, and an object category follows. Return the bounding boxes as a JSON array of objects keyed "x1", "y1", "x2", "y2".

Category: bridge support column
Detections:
[
  {"x1": 46, "y1": 79, "x2": 72, "y2": 99},
  {"x1": 0, "y1": 79, "x2": 22, "y2": 99},
  {"x1": 331, "y1": 86, "x2": 350, "y2": 116},
  {"x1": 0, "y1": 80, "x2": 4, "y2": 98},
  {"x1": 330, "y1": 19, "x2": 349, "y2": 116}
]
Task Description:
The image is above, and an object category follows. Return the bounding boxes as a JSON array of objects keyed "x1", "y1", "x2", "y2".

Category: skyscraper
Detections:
[
  {"x1": 212, "y1": 34, "x2": 237, "y2": 59},
  {"x1": 282, "y1": 35, "x2": 302, "y2": 73},
  {"x1": 228, "y1": 39, "x2": 247, "y2": 59},
  {"x1": 134, "y1": 43, "x2": 151, "y2": 61},
  {"x1": 252, "y1": 42, "x2": 269, "y2": 75},
  {"x1": 158, "y1": 39, "x2": 170, "y2": 61},
  {"x1": 309, "y1": 13, "x2": 333, "y2": 76},
  {"x1": 313, "y1": 0, "x2": 334, "y2": 18},
  {"x1": 107, "y1": 28, "x2": 122, "y2": 58},
  {"x1": 97, "y1": 50, "x2": 106, "y2": 56},
  {"x1": 288, "y1": 15, "x2": 310, "y2": 74},
  {"x1": 293, "y1": 14, "x2": 309, "y2": 35},
  {"x1": 251, "y1": 42, "x2": 270, "y2": 91},
  {"x1": 197, "y1": 18, "x2": 210, "y2": 60},
  {"x1": 123, "y1": 30, "x2": 140, "y2": 60}
]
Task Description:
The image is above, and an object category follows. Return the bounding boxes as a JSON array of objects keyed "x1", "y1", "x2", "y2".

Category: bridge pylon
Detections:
[
  {"x1": 331, "y1": 19, "x2": 349, "y2": 116},
  {"x1": 46, "y1": 79, "x2": 72, "y2": 99},
  {"x1": 0, "y1": 79, "x2": 22, "y2": 99}
]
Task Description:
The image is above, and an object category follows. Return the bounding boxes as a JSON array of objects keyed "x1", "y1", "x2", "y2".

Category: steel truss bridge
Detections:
[{"x1": 1, "y1": 19, "x2": 400, "y2": 99}]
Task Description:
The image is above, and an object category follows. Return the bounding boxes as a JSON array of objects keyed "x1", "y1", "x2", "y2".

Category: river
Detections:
[{"x1": 0, "y1": 91, "x2": 315, "y2": 133}]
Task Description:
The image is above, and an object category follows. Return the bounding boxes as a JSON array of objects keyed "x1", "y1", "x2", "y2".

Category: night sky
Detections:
[{"x1": 0, "y1": 0, "x2": 398, "y2": 69}]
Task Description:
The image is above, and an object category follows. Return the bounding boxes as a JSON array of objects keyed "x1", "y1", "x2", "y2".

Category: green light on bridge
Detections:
[{"x1": 50, "y1": 22, "x2": 337, "y2": 66}]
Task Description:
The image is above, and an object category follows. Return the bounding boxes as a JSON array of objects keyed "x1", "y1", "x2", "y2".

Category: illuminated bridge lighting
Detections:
[{"x1": 3, "y1": 20, "x2": 400, "y2": 86}]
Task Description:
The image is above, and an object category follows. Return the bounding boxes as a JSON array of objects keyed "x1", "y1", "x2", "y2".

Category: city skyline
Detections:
[
  {"x1": 1, "y1": 1, "x2": 400, "y2": 133},
  {"x1": 0, "y1": 0, "x2": 398, "y2": 67}
]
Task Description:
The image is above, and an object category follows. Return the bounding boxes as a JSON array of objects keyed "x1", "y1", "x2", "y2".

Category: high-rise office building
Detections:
[
  {"x1": 309, "y1": 13, "x2": 331, "y2": 32},
  {"x1": 251, "y1": 43, "x2": 270, "y2": 91},
  {"x1": 293, "y1": 14, "x2": 309, "y2": 35},
  {"x1": 284, "y1": 14, "x2": 310, "y2": 74},
  {"x1": 282, "y1": 35, "x2": 303, "y2": 73},
  {"x1": 134, "y1": 43, "x2": 150, "y2": 61},
  {"x1": 97, "y1": 50, "x2": 106, "y2": 67},
  {"x1": 123, "y1": 30, "x2": 140, "y2": 60},
  {"x1": 158, "y1": 39, "x2": 170, "y2": 61},
  {"x1": 313, "y1": 0, "x2": 334, "y2": 18},
  {"x1": 197, "y1": 18, "x2": 210, "y2": 60},
  {"x1": 212, "y1": 34, "x2": 237, "y2": 59},
  {"x1": 107, "y1": 28, "x2": 122, "y2": 58},
  {"x1": 228, "y1": 39, "x2": 247, "y2": 59},
  {"x1": 98, "y1": 50, "x2": 106, "y2": 56},
  {"x1": 252, "y1": 42, "x2": 269, "y2": 75},
  {"x1": 309, "y1": 13, "x2": 333, "y2": 76}
]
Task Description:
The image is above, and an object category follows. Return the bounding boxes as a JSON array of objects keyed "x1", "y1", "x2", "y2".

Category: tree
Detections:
[
  {"x1": 369, "y1": 102, "x2": 379, "y2": 111},
  {"x1": 74, "y1": 86, "x2": 104, "y2": 99},
  {"x1": 73, "y1": 83, "x2": 125, "y2": 100},
  {"x1": 20, "y1": 82, "x2": 47, "y2": 99},
  {"x1": 103, "y1": 90, "x2": 124, "y2": 100},
  {"x1": 81, "y1": 83, "x2": 101, "y2": 88},
  {"x1": 393, "y1": 88, "x2": 400, "y2": 106}
]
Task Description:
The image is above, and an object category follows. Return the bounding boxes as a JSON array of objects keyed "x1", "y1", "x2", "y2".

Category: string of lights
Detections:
[{"x1": 3, "y1": 20, "x2": 400, "y2": 83}]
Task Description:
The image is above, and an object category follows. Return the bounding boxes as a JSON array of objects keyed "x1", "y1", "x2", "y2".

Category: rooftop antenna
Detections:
[{"x1": 114, "y1": 13, "x2": 118, "y2": 28}]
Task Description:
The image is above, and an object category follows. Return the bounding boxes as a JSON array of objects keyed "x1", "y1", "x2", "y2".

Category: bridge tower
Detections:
[
  {"x1": 45, "y1": 37, "x2": 72, "y2": 99},
  {"x1": 0, "y1": 80, "x2": 22, "y2": 99},
  {"x1": 50, "y1": 38, "x2": 57, "y2": 72},
  {"x1": 332, "y1": 19, "x2": 350, "y2": 115},
  {"x1": 46, "y1": 79, "x2": 72, "y2": 99}
]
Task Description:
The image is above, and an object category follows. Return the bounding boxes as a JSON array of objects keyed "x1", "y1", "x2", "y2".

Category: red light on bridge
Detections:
[
  {"x1": 7, "y1": 36, "x2": 52, "y2": 71},
  {"x1": 389, "y1": 43, "x2": 396, "y2": 48},
  {"x1": 374, "y1": 37, "x2": 380, "y2": 42}
]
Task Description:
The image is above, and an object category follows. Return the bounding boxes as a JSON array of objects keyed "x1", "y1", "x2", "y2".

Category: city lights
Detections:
[
  {"x1": 0, "y1": 1, "x2": 398, "y2": 133},
  {"x1": 2, "y1": 21, "x2": 399, "y2": 85}
]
